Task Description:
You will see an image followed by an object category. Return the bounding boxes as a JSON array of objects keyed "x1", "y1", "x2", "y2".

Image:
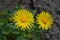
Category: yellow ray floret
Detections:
[
  {"x1": 36, "y1": 11, "x2": 53, "y2": 30},
  {"x1": 11, "y1": 9, "x2": 34, "y2": 30}
]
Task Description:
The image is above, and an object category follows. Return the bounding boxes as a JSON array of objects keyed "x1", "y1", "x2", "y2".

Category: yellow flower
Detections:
[
  {"x1": 11, "y1": 9, "x2": 34, "y2": 30},
  {"x1": 36, "y1": 11, "x2": 53, "y2": 30}
]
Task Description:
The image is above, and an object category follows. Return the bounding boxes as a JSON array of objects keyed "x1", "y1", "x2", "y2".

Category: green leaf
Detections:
[
  {"x1": 16, "y1": 35, "x2": 21, "y2": 40},
  {"x1": 16, "y1": 35, "x2": 29, "y2": 40},
  {"x1": 12, "y1": 29, "x2": 20, "y2": 36},
  {"x1": 1, "y1": 24, "x2": 11, "y2": 35},
  {"x1": 30, "y1": 10, "x2": 36, "y2": 16},
  {"x1": 2, "y1": 31, "x2": 10, "y2": 36},
  {"x1": 15, "y1": 6, "x2": 21, "y2": 11},
  {"x1": 1, "y1": 27, "x2": 11, "y2": 36},
  {"x1": 0, "y1": 34, "x2": 6, "y2": 40},
  {"x1": 32, "y1": 34, "x2": 40, "y2": 40}
]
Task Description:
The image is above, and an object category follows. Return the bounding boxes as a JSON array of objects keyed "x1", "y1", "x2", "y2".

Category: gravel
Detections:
[{"x1": 0, "y1": 0, "x2": 60, "y2": 40}]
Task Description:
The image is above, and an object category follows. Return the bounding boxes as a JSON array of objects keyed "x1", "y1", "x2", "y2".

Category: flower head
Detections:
[
  {"x1": 36, "y1": 11, "x2": 53, "y2": 30},
  {"x1": 11, "y1": 9, "x2": 34, "y2": 30}
]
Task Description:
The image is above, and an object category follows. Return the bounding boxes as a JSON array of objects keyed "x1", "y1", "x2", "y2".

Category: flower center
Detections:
[
  {"x1": 20, "y1": 16, "x2": 27, "y2": 23},
  {"x1": 41, "y1": 18, "x2": 47, "y2": 24}
]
